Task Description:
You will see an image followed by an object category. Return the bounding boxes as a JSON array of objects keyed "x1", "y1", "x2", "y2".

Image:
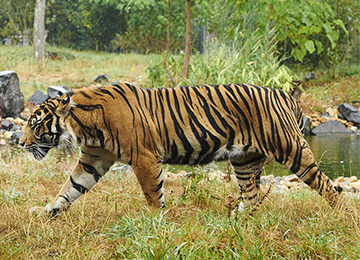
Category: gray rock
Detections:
[
  {"x1": 110, "y1": 81, "x2": 120, "y2": 86},
  {"x1": 303, "y1": 116, "x2": 312, "y2": 136},
  {"x1": 305, "y1": 72, "x2": 315, "y2": 81},
  {"x1": 112, "y1": 165, "x2": 133, "y2": 172},
  {"x1": 0, "y1": 71, "x2": 24, "y2": 118},
  {"x1": 1, "y1": 119, "x2": 11, "y2": 130},
  {"x1": 311, "y1": 120, "x2": 352, "y2": 135},
  {"x1": 9, "y1": 122, "x2": 21, "y2": 131},
  {"x1": 47, "y1": 85, "x2": 71, "y2": 99},
  {"x1": 9, "y1": 131, "x2": 23, "y2": 145},
  {"x1": 93, "y1": 74, "x2": 109, "y2": 83},
  {"x1": 283, "y1": 174, "x2": 299, "y2": 182},
  {"x1": 338, "y1": 103, "x2": 360, "y2": 127},
  {"x1": 2, "y1": 121, "x2": 21, "y2": 131},
  {"x1": 28, "y1": 89, "x2": 48, "y2": 105}
]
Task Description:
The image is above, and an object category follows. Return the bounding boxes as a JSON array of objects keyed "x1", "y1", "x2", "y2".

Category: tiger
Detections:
[{"x1": 19, "y1": 83, "x2": 345, "y2": 216}]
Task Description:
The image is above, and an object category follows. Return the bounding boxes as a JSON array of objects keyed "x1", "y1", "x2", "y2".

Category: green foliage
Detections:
[
  {"x1": 1, "y1": 0, "x2": 358, "y2": 79},
  {"x1": 46, "y1": 0, "x2": 124, "y2": 51},
  {"x1": 147, "y1": 24, "x2": 299, "y2": 91},
  {"x1": 109, "y1": 0, "x2": 186, "y2": 53},
  {"x1": 231, "y1": 0, "x2": 348, "y2": 62},
  {"x1": 0, "y1": 0, "x2": 35, "y2": 42}
]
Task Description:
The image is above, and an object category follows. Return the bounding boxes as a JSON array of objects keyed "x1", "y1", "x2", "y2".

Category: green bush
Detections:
[{"x1": 146, "y1": 26, "x2": 299, "y2": 91}]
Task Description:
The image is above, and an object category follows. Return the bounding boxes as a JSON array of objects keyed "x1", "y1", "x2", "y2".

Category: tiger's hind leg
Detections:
[
  {"x1": 131, "y1": 151, "x2": 165, "y2": 210},
  {"x1": 231, "y1": 152, "x2": 267, "y2": 213},
  {"x1": 32, "y1": 147, "x2": 116, "y2": 216},
  {"x1": 282, "y1": 139, "x2": 345, "y2": 209}
]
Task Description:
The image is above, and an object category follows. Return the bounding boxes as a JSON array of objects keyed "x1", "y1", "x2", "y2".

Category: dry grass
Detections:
[
  {"x1": 299, "y1": 76, "x2": 360, "y2": 115},
  {"x1": 0, "y1": 147, "x2": 360, "y2": 259},
  {"x1": 0, "y1": 45, "x2": 161, "y2": 100},
  {"x1": 1, "y1": 45, "x2": 360, "y2": 259}
]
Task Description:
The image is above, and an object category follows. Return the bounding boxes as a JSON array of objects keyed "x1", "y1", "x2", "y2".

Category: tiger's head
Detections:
[{"x1": 20, "y1": 94, "x2": 77, "y2": 160}]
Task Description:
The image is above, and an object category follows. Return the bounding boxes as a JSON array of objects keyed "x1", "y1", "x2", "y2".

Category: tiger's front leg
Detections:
[{"x1": 32, "y1": 148, "x2": 116, "y2": 216}]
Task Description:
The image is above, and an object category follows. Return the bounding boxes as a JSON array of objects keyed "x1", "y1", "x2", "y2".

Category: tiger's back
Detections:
[
  {"x1": 90, "y1": 83, "x2": 302, "y2": 165},
  {"x1": 20, "y1": 83, "x2": 345, "y2": 215}
]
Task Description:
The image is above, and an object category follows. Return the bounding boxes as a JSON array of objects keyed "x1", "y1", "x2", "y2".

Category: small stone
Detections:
[
  {"x1": 165, "y1": 172, "x2": 178, "y2": 180},
  {"x1": 208, "y1": 171, "x2": 219, "y2": 181},
  {"x1": 178, "y1": 170, "x2": 187, "y2": 177},
  {"x1": 318, "y1": 116, "x2": 328, "y2": 123},
  {"x1": 350, "y1": 126, "x2": 358, "y2": 132},
  {"x1": 9, "y1": 122, "x2": 21, "y2": 131},
  {"x1": 4, "y1": 131, "x2": 14, "y2": 139},
  {"x1": 325, "y1": 107, "x2": 338, "y2": 119},
  {"x1": 1, "y1": 120, "x2": 11, "y2": 130},
  {"x1": 47, "y1": 85, "x2": 71, "y2": 99},
  {"x1": 349, "y1": 181, "x2": 360, "y2": 192},
  {"x1": 13, "y1": 117, "x2": 25, "y2": 126},
  {"x1": 311, "y1": 121, "x2": 321, "y2": 128},
  {"x1": 112, "y1": 165, "x2": 132, "y2": 172},
  {"x1": 28, "y1": 89, "x2": 48, "y2": 105},
  {"x1": 347, "y1": 176, "x2": 358, "y2": 183},
  {"x1": 282, "y1": 174, "x2": 299, "y2": 182},
  {"x1": 271, "y1": 176, "x2": 282, "y2": 185},
  {"x1": 93, "y1": 74, "x2": 109, "y2": 83}
]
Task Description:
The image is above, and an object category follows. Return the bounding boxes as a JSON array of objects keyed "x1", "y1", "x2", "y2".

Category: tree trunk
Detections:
[
  {"x1": 182, "y1": 0, "x2": 191, "y2": 79},
  {"x1": 164, "y1": 0, "x2": 177, "y2": 87},
  {"x1": 33, "y1": 0, "x2": 46, "y2": 61}
]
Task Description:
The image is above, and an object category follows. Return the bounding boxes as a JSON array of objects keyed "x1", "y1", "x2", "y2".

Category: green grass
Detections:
[
  {"x1": 1, "y1": 45, "x2": 360, "y2": 259},
  {"x1": 0, "y1": 147, "x2": 360, "y2": 259},
  {"x1": 0, "y1": 45, "x2": 162, "y2": 100}
]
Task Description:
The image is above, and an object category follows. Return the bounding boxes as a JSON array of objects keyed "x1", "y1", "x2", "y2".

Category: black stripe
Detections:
[
  {"x1": 70, "y1": 176, "x2": 88, "y2": 194},
  {"x1": 99, "y1": 88, "x2": 115, "y2": 99},
  {"x1": 81, "y1": 148, "x2": 100, "y2": 158},
  {"x1": 235, "y1": 175, "x2": 252, "y2": 181},
  {"x1": 232, "y1": 155, "x2": 264, "y2": 167},
  {"x1": 79, "y1": 161, "x2": 102, "y2": 182},
  {"x1": 155, "y1": 170, "x2": 163, "y2": 179},
  {"x1": 153, "y1": 180, "x2": 163, "y2": 193},
  {"x1": 59, "y1": 195, "x2": 70, "y2": 203}
]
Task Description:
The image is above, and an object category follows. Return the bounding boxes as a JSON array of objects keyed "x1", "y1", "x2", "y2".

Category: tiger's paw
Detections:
[{"x1": 29, "y1": 205, "x2": 63, "y2": 217}]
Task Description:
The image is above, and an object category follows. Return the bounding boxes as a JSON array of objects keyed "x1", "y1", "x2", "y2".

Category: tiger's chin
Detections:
[{"x1": 31, "y1": 146, "x2": 51, "y2": 161}]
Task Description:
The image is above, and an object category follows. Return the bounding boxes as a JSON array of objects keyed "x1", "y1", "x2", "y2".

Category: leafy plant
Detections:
[{"x1": 146, "y1": 24, "x2": 299, "y2": 91}]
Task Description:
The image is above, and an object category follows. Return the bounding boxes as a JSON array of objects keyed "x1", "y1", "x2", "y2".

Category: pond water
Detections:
[
  {"x1": 264, "y1": 134, "x2": 360, "y2": 180},
  {"x1": 165, "y1": 134, "x2": 360, "y2": 180}
]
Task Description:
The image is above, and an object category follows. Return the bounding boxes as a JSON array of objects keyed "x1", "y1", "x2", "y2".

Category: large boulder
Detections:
[
  {"x1": 311, "y1": 120, "x2": 352, "y2": 135},
  {"x1": 338, "y1": 103, "x2": 360, "y2": 127},
  {"x1": 0, "y1": 71, "x2": 24, "y2": 118}
]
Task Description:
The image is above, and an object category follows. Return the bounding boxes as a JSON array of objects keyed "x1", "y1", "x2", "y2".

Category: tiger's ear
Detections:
[{"x1": 55, "y1": 94, "x2": 73, "y2": 117}]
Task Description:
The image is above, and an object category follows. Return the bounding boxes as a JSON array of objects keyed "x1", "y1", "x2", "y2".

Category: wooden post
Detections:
[{"x1": 182, "y1": 0, "x2": 191, "y2": 79}]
